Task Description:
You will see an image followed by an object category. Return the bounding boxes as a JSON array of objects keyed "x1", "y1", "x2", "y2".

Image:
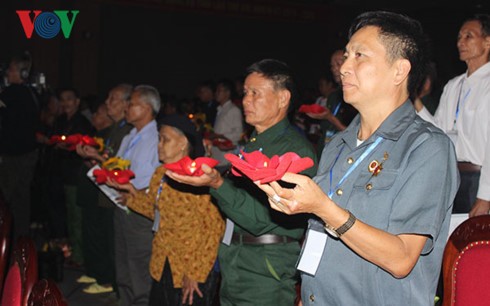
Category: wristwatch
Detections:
[{"x1": 324, "y1": 210, "x2": 357, "y2": 238}]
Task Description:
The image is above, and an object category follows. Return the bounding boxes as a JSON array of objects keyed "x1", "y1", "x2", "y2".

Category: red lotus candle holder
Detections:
[
  {"x1": 49, "y1": 133, "x2": 103, "y2": 151},
  {"x1": 225, "y1": 150, "x2": 314, "y2": 183},
  {"x1": 298, "y1": 104, "x2": 327, "y2": 114},
  {"x1": 92, "y1": 168, "x2": 135, "y2": 184},
  {"x1": 163, "y1": 156, "x2": 219, "y2": 176}
]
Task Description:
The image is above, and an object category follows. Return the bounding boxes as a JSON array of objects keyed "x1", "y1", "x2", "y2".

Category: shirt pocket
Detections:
[
  {"x1": 353, "y1": 169, "x2": 399, "y2": 191},
  {"x1": 350, "y1": 169, "x2": 399, "y2": 229}
]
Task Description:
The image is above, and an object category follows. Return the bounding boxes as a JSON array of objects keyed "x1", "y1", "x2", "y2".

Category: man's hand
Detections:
[
  {"x1": 255, "y1": 172, "x2": 331, "y2": 216},
  {"x1": 469, "y1": 198, "x2": 490, "y2": 217},
  {"x1": 76, "y1": 143, "x2": 105, "y2": 163},
  {"x1": 106, "y1": 177, "x2": 137, "y2": 197},
  {"x1": 166, "y1": 164, "x2": 224, "y2": 189},
  {"x1": 182, "y1": 275, "x2": 203, "y2": 305}
]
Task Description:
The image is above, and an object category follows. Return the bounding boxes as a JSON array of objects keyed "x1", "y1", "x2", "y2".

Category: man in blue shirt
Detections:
[{"x1": 114, "y1": 85, "x2": 161, "y2": 306}]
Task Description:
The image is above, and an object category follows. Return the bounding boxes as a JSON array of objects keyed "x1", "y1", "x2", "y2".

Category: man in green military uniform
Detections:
[{"x1": 167, "y1": 59, "x2": 318, "y2": 305}]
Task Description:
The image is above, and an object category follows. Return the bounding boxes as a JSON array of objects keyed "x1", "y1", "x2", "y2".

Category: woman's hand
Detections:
[
  {"x1": 182, "y1": 275, "x2": 203, "y2": 305},
  {"x1": 166, "y1": 164, "x2": 224, "y2": 189}
]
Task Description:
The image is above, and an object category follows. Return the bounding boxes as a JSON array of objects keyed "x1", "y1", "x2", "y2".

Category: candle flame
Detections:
[
  {"x1": 189, "y1": 161, "x2": 197, "y2": 173},
  {"x1": 264, "y1": 161, "x2": 268, "y2": 167},
  {"x1": 114, "y1": 171, "x2": 119, "y2": 176},
  {"x1": 61, "y1": 135, "x2": 66, "y2": 141}
]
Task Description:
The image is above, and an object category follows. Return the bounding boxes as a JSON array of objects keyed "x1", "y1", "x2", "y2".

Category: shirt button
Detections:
[
  {"x1": 366, "y1": 183, "x2": 373, "y2": 190},
  {"x1": 347, "y1": 157, "x2": 354, "y2": 164},
  {"x1": 336, "y1": 189, "x2": 343, "y2": 196},
  {"x1": 309, "y1": 294, "x2": 315, "y2": 302}
]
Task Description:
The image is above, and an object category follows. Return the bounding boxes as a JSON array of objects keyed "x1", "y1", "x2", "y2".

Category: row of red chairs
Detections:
[{"x1": 0, "y1": 191, "x2": 67, "y2": 306}]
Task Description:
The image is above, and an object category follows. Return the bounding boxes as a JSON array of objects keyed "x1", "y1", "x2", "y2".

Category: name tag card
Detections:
[
  {"x1": 222, "y1": 218, "x2": 234, "y2": 246},
  {"x1": 297, "y1": 229, "x2": 327, "y2": 276}
]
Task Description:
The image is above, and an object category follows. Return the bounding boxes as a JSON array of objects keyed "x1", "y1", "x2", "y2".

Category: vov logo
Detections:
[{"x1": 16, "y1": 10, "x2": 79, "y2": 39}]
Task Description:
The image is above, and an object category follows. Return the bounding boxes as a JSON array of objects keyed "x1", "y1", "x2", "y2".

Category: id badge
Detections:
[
  {"x1": 296, "y1": 228, "x2": 327, "y2": 276},
  {"x1": 222, "y1": 218, "x2": 234, "y2": 246},
  {"x1": 152, "y1": 209, "x2": 160, "y2": 232}
]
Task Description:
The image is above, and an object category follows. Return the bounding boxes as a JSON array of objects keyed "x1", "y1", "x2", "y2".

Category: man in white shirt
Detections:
[
  {"x1": 210, "y1": 79, "x2": 243, "y2": 173},
  {"x1": 415, "y1": 14, "x2": 490, "y2": 216}
]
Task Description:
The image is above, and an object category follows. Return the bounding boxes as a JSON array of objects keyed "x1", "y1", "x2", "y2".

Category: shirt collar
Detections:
[
  {"x1": 342, "y1": 100, "x2": 415, "y2": 147},
  {"x1": 465, "y1": 61, "x2": 490, "y2": 84},
  {"x1": 217, "y1": 100, "x2": 232, "y2": 112},
  {"x1": 129, "y1": 120, "x2": 157, "y2": 137},
  {"x1": 250, "y1": 118, "x2": 290, "y2": 144}
]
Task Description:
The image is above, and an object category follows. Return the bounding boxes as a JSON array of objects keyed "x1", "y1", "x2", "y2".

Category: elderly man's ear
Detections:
[{"x1": 278, "y1": 89, "x2": 291, "y2": 109}]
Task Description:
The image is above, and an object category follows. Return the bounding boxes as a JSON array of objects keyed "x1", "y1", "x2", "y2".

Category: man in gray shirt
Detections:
[{"x1": 257, "y1": 11, "x2": 459, "y2": 305}]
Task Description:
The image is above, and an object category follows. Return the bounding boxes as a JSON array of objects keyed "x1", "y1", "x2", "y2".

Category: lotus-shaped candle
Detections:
[
  {"x1": 93, "y1": 157, "x2": 134, "y2": 184},
  {"x1": 298, "y1": 104, "x2": 327, "y2": 114},
  {"x1": 163, "y1": 156, "x2": 219, "y2": 176},
  {"x1": 224, "y1": 150, "x2": 314, "y2": 183},
  {"x1": 49, "y1": 133, "x2": 103, "y2": 151},
  {"x1": 92, "y1": 168, "x2": 135, "y2": 184}
]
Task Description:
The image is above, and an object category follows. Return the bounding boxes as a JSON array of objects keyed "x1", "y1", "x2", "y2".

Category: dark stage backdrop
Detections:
[{"x1": 1, "y1": 0, "x2": 488, "y2": 105}]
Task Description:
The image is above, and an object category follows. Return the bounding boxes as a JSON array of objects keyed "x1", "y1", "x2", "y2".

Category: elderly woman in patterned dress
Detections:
[{"x1": 108, "y1": 114, "x2": 224, "y2": 306}]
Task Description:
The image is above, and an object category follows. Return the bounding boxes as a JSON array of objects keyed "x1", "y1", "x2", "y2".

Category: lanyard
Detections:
[
  {"x1": 152, "y1": 174, "x2": 166, "y2": 232},
  {"x1": 328, "y1": 137, "x2": 383, "y2": 198},
  {"x1": 454, "y1": 79, "x2": 471, "y2": 128},
  {"x1": 123, "y1": 134, "x2": 142, "y2": 159},
  {"x1": 332, "y1": 102, "x2": 341, "y2": 116}
]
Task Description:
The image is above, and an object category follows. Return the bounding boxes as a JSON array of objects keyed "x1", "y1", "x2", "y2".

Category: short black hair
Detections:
[
  {"x1": 56, "y1": 87, "x2": 80, "y2": 99},
  {"x1": 246, "y1": 59, "x2": 298, "y2": 107},
  {"x1": 464, "y1": 14, "x2": 490, "y2": 36},
  {"x1": 348, "y1": 11, "x2": 429, "y2": 100}
]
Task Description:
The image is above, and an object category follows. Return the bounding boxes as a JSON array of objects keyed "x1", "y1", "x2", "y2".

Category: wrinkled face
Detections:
[
  {"x1": 105, "y1": 88, "x2": 128, "y2": 121},
  {"x1": 91, "y1": 104, "x2": 112, "y2": 131},
  {"x1": 59, "y1": 90, "x2": 80, "y2": 117},
  {"x1": 330, "y1": 50, "x2": 345, "y2": 84},
  {"x1": 126, "y1": 92, "x2": 152, "y2": 125},
  {"x1": 457, "y1": 20, "x2": 490, "y2": 63},
  {"x1": 215, "y1": 84, "x2": 230, "y2": 104},
  {"x1": 158, "y1": 125, "x2": 188, "y2": 163},
  {"x1": 340, "y1": 26, "x2": 395, "y2": 107},
  {"x1": 242, "y1": 72, "x2": 288, "y2": 133}
]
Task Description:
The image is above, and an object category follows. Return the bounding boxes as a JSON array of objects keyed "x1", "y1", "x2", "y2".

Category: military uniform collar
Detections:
[
  {"x1": 341, "y1": 100, "x2": 415, "y2": 148},
  {"x1": 249, "y1": 118, "x2": 290, "y2": 144}
]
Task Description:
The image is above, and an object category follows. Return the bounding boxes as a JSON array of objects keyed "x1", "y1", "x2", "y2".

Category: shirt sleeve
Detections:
[
  {"x1": 477, "y1": 117, "x2": 490, "y2": 200},
  {"x1": 211, "y1": 144, "x2": 317, "y2": 237},
  {"x1": 388, "y1": 130, "x2": 459, "y2": 254},
  {"x1": 126, "y1": 169, "x2": 162, "y2": 219}
]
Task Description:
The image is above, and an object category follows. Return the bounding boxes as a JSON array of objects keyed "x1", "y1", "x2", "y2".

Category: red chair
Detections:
[
  {"x1": 442, "y1": 215, "x2": 490, "y2": 306},
  {"x1": 1, "y1": 261, "x2": 22, "y2": 306},
  {"x1": 9, "y1": 237, "x2": 39, "y2": 306},
  {"x1": 0, "y1": 194, "x2": 13, "y2": 296},
  {"x1": 27, "y1": 279, "x2": 67, "y2": 306}
]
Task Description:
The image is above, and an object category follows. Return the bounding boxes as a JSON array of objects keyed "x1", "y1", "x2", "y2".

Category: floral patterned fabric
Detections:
[{"x1": 127, "y1": 166, "x2": 224, "y2": 288}]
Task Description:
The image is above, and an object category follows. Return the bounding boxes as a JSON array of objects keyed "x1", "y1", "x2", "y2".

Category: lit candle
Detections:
[
  {"x1": 189, "y1": 161, "x2": 197, "y2": 174},
  {"x1": 61, "y1": 135, "x2": 66, "y2": 141},
  {"x1": 263, "y1": 161, "x2": 268, "y2": 167}
]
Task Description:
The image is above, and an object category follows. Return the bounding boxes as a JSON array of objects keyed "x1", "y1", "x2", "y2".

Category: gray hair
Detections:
[
  {"x1": 114, "y1": 83, "x2": 133, "y2": 102},
  {"x1": 133, "y1": 84, "x2": 161, "y2": 115}
]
